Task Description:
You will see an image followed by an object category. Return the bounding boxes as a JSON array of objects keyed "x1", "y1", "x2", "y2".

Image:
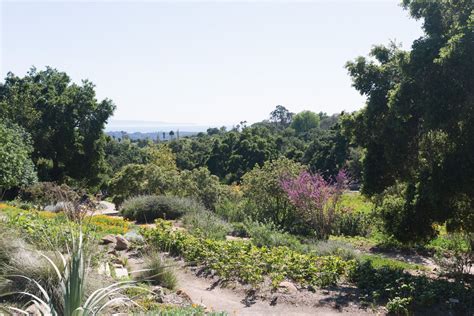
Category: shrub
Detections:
[
  {"x1": 309, "y1": 239, "x2": 358, "y2": 261},
  {"x1": 332, "y1": 209, "x2": 373, "y2": 237},
  {"x1": 120, "y1": 195, "x2": 202, "y2": 223},
  {"x1": 241, "y1": 157, "x2": 305, "y2": 231},
  {"x1": 433, "y1": 232, "x2": 473, "y2": 278},
  {"x1": 244, "y1": 220, "x2": 302, "y2": 250},
  {"x1": 281, "y1": 169, "x2": 348, "y2": 239},
  {"x1": 19, "y1": 182, "x2": 80, "y2": 211},
  {"x1": 182, "y1": 209, "x2": 232, "y2": 240},
  {"x1": 140, "y1": 253, "x2": 177, "y2": 290},
  {"x1": 176, "y1": 167, "x2": 224, "y2": 210}
]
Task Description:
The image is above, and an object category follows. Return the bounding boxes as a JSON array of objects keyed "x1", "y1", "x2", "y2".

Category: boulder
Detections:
[
  {"x1": 278, "y1": 281, "x2": 298, "y2": 294},
  {"x1": 124, "y1": 231, "x2": 144, "y2": 244},
  {"x1": 101, "y1": 234, "x2": 116, "y2": 245},
  {"x1": 114, "y1": 235, "x2": 130, "y2": 250}
]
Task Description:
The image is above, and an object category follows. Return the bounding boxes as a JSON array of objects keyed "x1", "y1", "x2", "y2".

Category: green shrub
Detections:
[
  {"x1": 433, "y1": 232, "x2": 473, "y2": 278},
  {"x1": 140, "y1": 253, "x2": 177, "y2": 290},
  {"x1": 309, "y1": 239, "x2": 358, "y2": 260},
  {"x1": 333, "y1": 210, "x2": 374, "y2": 237},
  {"x1": 215, "y1": 198, "x2": 246, "y2": 223},
  {"x1": 120, "y1": 195, "x2": 202, "y2": 223},
  {"x1": 244, "y1": 220, "x2": 302, "y2": 250},
  {"x1": 349, "y1": 261, "x2": 474, "y2": 314},
  {"x1": 182, "y1": 209, "x2": 232, "y2": 240}
]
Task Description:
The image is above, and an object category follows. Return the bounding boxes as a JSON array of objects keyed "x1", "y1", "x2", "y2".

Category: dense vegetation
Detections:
[{"x1": 1, "y1": 0, "x2": 473, "y2": 314}]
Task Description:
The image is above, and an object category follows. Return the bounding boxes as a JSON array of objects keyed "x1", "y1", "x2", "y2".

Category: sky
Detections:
[{"x1": 1, "y1": 0, "x2": 423, "y2": 126}]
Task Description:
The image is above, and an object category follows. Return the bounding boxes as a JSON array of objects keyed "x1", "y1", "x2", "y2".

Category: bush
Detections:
[
  {"x1": 333, "y1": 210, "x2": 373, "y2": 237},
  {"x1": 241, "y1": 157, "x2": 305, "y2": 231},
  {"x1": 433, "y1": 232, "x2": 473, "y2": 278},
  {"x1": 140, "y1": 252, "x2": 177, "y2": 290},
  {"x1": 244, "y1": 220, "x2": 302, "y2": 250},
  {"x1": 120, "y1": 195, "x2": 202, "y2": 223},
  {"x1": 19, "y1": 182, "x2": 80, "y2": 211},
  {"x1": 309, "y1": 239, "x2": 358, "y2": 261},
  {"x1": 182, "y1": 209, "x2": 232, "y2": 240}
]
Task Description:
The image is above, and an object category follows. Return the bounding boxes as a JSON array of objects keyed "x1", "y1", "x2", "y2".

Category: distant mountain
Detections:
[
  {"x1": 106, "y1": 130, "x2": 199, "y2": 141},
  {"x1": 105, "y1": 119, "x2": 213, "y2": 133}
]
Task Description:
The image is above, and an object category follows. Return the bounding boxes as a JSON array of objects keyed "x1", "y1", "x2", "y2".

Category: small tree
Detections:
[{"x1": 281, "y1": 170, "x2": 348, "y2": 239}]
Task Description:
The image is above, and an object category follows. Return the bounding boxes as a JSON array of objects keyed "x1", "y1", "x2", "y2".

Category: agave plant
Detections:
[{"x1": 1, "y1": 228, "x2": 142, "y2": 316}]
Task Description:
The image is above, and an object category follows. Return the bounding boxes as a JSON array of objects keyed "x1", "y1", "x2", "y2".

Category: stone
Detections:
[
  {"x1": 449, "y1": 298, "x2": 460, "y2": 304},
  {"x1": 114, "y1": 235, "x2": 129, "y2": 250},
  {"x1": 278, "y1": 281, "x2": 298, "y2": 294},
  {"x1": 101, "y1": 234, "x2": 116, "y2": 245},
  {"x1": 124, "y1": 231, "x2": 145, "y2": 244},
  {"x1": 114, "y1": 265, "x2": 129, "y2": 278},
  {"x1": 176, "y1": 289, "x2": 194, "y2": 304}
]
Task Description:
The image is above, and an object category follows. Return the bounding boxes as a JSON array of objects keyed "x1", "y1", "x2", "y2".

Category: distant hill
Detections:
[{"x1": 106, "y1": 130, "x2": 199, "y2": 141}]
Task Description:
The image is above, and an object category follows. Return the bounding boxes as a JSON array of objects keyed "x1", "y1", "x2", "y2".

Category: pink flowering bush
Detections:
[{"x1": 281, "y1": 170, "x2": 348, "y2": 239}]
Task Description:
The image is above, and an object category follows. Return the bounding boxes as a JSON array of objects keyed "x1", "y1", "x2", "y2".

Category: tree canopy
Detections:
[
  {"x1": 344, "y1": 0, "x2": 474, "y2": 241},
  {"x1": 0, "y1": 67, "x2": 115, "y2": 187}
]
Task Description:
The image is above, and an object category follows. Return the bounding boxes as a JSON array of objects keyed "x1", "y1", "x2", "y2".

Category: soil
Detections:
[{"x1": 173, "y1": 264, "x2": 378, "y2": 315}]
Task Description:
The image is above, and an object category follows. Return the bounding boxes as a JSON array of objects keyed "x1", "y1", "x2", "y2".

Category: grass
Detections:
[
  {"x1": 140, "y1": 253, "x2": 178, "y2": 290},
  {"x1": 359, "y1": 254, "x2": 427, "y2": 271},
  {"x1": 339, "y1": 192, "x2": 374, "y2": 214}
]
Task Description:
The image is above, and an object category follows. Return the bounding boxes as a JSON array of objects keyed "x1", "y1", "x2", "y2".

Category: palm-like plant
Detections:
[{"x1": 1, "y1": 229, "x2": 141, "y2": 316}]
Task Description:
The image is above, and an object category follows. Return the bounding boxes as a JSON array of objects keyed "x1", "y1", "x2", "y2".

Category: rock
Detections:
[
  {"x1": 124, "y1": 231, "x2": 144, "y2": 244},
  {"x1": 176, "y1": 289, "x2": 194, "y2": 304},
  {"x1": 107, "y1": 249, "x2": 117, "y2": 256},
  {"x1": 101, "y1": 234, "x2": 116, "y2": 245},
  {"x1": 115, "y1": 235, "x2": 130, "y2": 250},
  {"x1": 449, "y1": 298, "x2": 460, "y2": 304},
  {"x1": 278, "y1": 281, "x2": 298, "y2": 294},
  {"x1": 114, "y1": 265, "x2": 129, "y2": 278}
]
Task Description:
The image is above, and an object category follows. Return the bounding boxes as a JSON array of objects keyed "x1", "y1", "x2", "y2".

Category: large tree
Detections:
[
  {"x1": 0, "y1": 122, "x2": 37, "y2": 197},
  {"x1": 0, "y1": 67, "x2": 115, "y2": 186},
  {"x1": 344, "y1": 0, "x2": 474, "y2": 241}
]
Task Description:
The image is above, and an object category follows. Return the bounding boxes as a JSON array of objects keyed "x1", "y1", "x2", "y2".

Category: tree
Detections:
[
  {"x1": 270, "y1": 105, "x2": 293, "y2": 128},
  {"x1": 0, "y1": 122, "x2": 37, "y2": 197},
  {"x1": 0, "y1": 67, "x2": 115, "y2": 186},
  {"x1": 290, "y1": 111, "x2": 320, "y2": 134},
  {"x1": 344, "y1": 0, "x2": 474, "y2": 241}
]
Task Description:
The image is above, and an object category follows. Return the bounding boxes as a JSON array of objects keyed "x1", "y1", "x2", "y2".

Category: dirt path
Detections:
[{"x1": 174, "y1": 267, "x2": 373, "y2": 316}]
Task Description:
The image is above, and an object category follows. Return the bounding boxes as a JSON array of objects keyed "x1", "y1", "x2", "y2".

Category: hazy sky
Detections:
[{"x1": 1, "y1": 0, "x2": 423, "y2": 125}]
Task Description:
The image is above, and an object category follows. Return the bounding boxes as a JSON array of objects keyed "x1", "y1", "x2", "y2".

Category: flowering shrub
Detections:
[{"x1": 281, "y1": 170, "x2": 348, "y2": 239}]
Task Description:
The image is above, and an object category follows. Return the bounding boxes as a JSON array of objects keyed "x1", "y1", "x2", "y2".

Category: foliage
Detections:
[
  {"x1": 349, "y1": 261, "x2": 474, "y2": 314},
  {"x1": 0, "y1": 121, "x2": 37, "y2": 196},
  {"x1": 433, "y1": 232, "x2": 473, "y2": 278},
  {"x1": 0, "y1": 67, "x2": 115, "y2": 186},
  {"x1": 0, "y1": 229, "x2": 139, "y2": 315},
  {"x1": 269, "y1": 105, "x2": 294, "y2": 129},
  {"x1": 280, "y1": 169, "x2": 348, "y2": 239},
  {"x1": 0, "y1": 204, "x2": 132, "y2": 248},
  {"x1": 176, "y1": 167, "x2": 224, "y2": 210},
  {"x1": 243, "y1": 220, "x2": 302, "y2": 249},
  {"x1": 344, "y1": 0, "x2": 474, "y2": 240},
  {"x1": 182, "y1": 208, "x2": 232, "y2": 240},
  {"x1": 142, "y1": 219, "x2": 354, "y2": 288},
  {"x1": 20, "y1": 182, "x2": 80, "y2": 211},
  {"x1": 120, "y1": 195, "x2": 201, "y2": 223},
  {"x1": 290, "y1": 110, "x2": 320, "y2": 135},
  {"x1": 140, "y1": 253, "x2": 177, "y2": 290},
  {"x1": 242, "y1": 157, "x2": 305, "y2": 232}
]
